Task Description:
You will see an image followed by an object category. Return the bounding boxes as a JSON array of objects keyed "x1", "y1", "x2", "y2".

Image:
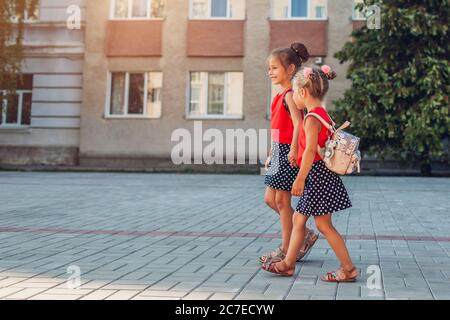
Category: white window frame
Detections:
[
  {"x1": 0, "y1": 90, "x2": 32, "y2": 128},
  {"x1": 189, "y1": 0, "x2": 245, "y2": 20},
  {"x1": 105, "y1": 71, "x2": 162, "y2": 119},
  {"x1": 270, "y1": 0, "x2": 328, "y2": 21},
  {"x1": 110, "y1": 0, "x2": 164, "y2": 20},
  {"x1": 186, "y1": 71, "x2": 243, "y2": 120},
  {"x1": 353, "y1": 0, "x2": 367, "y2": 21},
  {"x1": 10, "y1": 0, "x2": 40, "y2": 23},
  {"x1": 315, "y1": 5, "x2": 325, "y2": 19}
]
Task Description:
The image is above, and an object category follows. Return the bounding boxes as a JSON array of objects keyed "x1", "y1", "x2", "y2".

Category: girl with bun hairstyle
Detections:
[
  {"x1": 260, "y1": 43, "x2": 319, "y2": 266},
  {"x1": 262, "y1": 65, "x2": 358, "y2": 283}
]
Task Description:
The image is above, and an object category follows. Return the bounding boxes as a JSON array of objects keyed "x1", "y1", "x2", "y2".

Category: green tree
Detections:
[
  {"x1": 0, "y1": 0, "x2": 38, "y2": 94},
  {"x1": 333, "y1": 0, "x2": 449, "y2": 175}
]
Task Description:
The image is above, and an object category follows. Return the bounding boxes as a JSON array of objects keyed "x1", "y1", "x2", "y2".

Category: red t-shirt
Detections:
[
  {"x1": 271, "y1": 87, "x2": 294, "y2": 144},
  {"x1": 297, "y1": 106, "x2": 331, "y2": 166}
]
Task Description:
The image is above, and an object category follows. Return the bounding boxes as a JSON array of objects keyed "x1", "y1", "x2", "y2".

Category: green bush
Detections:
[{"x1": 333, "y1": 0, "x2": 449, "y2": 175}]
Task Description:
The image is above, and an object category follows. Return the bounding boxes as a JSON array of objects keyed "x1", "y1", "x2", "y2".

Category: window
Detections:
[
  {"x1": 190, "y1": 0, "x2": 245, "y2": 19},
  {"x1": 353, "y1": 0, "x2": 366, "y2": 20},
  {"x1": 111, "y1": 0, "x2": 164, "y2": 19},
  {"x1": 188, "y1": 72, "x2": 243, "y2": 119},
  {"x1": 0, "y1": 75, "x2": 33, "y2": 127},
  {"x1": 106, "y1": 72, "x2": 162, "y2": 118},
  {"x1": 315, "y1": 5, "x2": 325, "y2": 18},
  {"x1": 10, "y1": 0, "x2": 39, "y2": 22},
  {"x1": 292, "y1": 0, "x2": 307, "y2": 17},
  {"x1": 271, "y1": 0, "x2": 327, "y2": 20}
]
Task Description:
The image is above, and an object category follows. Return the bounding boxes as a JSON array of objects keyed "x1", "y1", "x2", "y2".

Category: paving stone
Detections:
[{"x1": 0, "y1": 173, "x2": 448, "y2": 300}]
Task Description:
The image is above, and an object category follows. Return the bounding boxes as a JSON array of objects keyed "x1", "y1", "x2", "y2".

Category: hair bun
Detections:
[{"x1": 290, "y1": 42, "x2": 309, "y2": 63}]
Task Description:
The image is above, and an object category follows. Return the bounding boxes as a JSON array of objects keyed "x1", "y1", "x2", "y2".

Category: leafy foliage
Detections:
[{"x1": 333, "y1": 0, "x2": 449, "y2": 175}]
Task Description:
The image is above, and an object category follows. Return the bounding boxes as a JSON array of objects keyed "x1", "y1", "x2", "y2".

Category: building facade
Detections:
[
  {"x1": 1, "y1": 0, "x2": 366, "y2": 167},
  {"x1": 0, "y1": 0, "x2": 86, "y2": 165}
]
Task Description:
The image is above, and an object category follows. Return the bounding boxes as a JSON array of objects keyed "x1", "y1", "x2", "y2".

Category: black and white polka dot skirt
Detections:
[
  {"x1": 295, "y1": 160, "x2": 352, "y2": 216},
  {"x1": 264, "y1": 142, "x2": 299, "y2": 191}
]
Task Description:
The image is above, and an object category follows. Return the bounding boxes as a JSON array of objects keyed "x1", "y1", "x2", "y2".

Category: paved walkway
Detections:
[{"x1": 0, "y1": 172, "x2": 449, "y2": 300}]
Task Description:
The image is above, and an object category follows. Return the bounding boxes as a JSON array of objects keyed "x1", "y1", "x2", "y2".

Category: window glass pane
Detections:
[
  {"x1": 229, "y1": 0, "x2": 245, "y2": 19},
  {"x1": 147, "y1": 72, "x2": 162, "y2": 118},
  {"x1": 18, "y1": 74, "x2": 33, "y2": 90},
  {"x1": 315, "y1": 6, "x2": 323, "y2": 18},
  {"x1": 192, "y1": 0, "x2": 208, "y2": 18},
  {"x1": 211, "y1": 0, "x2": 227, "y2": 17},
  {"x1": 151, "y1": 0, "x2": 164, "y2": 18},
  {"x1": 353, "y1": 0, "x2": 366, "y2": 19},
  {"x1": 189, "y1": 72, "x2": 202, "y2": 113},
  {"x1": 114, "y1": 0, "x2": 128, "y2": 18},
  {"x1": 21, "y1": 92, "x2": 32, "y2": 125},
  {"x1": 6, "y1": 94, "x2": 19, "y2": 124},
  {"x1": 207, "y1": 73, "x2": 225, "y2": 115},
  {"x1": 25, "y1": 0, "x2": 39, "y2": 20},
  {"x1": 128, "y1": 73, "x2": 145, "y2": 114},
  {"x1": 110, "y1": 72, "x2": 125, "y2": 115},
  {"x1": 292, "y1": 0, "x2": 307, "y2": 17},
  {"x1": 271, "y1": 0, "x2": 289, "y2": 19},
  {"x1": 132, "y1": 0, "x2": 148, "y2": 17}
]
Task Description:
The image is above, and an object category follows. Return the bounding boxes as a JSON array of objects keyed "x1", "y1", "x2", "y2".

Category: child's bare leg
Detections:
[
  {"x1": 284, "y1": 213, "x2": 309, "y2": 267},
  {"x1": 264, "y1": 187, "x2": 279, "y2": 214},
  {"x1": 314, "y1": 214, "x2": 355, "y2": 272},
  {"x1": 275, "y1": 191, "x2": 294, "y2": 253},
  {"x1": 264, "y1": 187, "x2": 312, "y2": 252}
]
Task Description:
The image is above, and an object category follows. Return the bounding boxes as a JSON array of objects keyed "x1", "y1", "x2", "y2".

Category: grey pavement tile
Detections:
[{"x1": 1, "y1": 173, "x2": 449, "y2": 300}]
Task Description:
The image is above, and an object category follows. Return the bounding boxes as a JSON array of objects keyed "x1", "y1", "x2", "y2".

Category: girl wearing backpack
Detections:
[
  {"x1": 262, "y1": 65, "x2": 358, "y2": 282},
  {"x1": 260, "y1": 43, "x2": 319, "y2": 265}
]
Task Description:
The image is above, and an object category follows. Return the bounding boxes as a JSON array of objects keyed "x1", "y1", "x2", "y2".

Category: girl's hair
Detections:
[
  {"x1": 270, "y1": 42, "x2": 309, "y2": 78},
  {"x1": 292, "y1": 65, "x2": 337, "y2": 100}
]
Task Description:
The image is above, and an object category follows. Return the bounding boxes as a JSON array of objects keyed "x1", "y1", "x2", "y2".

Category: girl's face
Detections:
[{"x1": 268, "y1": 56, "x2": 290, "y2": 85}]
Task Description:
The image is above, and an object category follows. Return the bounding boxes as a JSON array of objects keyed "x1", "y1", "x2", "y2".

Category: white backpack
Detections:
[{"x1": 304, "y1": 113, "x2": 362, "y2": 175}]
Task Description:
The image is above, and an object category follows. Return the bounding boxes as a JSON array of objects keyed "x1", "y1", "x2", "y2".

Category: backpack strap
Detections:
[
  {"x1": 303, "y1": 112, "x2": 330, "y2": 159},
  {"x1": 304, "y1": 112, "x2": 333, "y2": 131},
  {"x1": 304, "y1": 112, "x2": 352, "y2": 160},
  {"x1": 304, "y1": 112, "x2": 351, "y2": 132}
]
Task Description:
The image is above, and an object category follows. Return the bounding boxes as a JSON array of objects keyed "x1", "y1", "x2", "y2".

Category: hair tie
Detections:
[
  {"x1": 303, "y1": 67, "x2": 314, "y2": 80},
  {"x1": 321, "y1": 65, "x2": 332, "y2": 76}
]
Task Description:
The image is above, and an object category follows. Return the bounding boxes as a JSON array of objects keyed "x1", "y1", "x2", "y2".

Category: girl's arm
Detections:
[
  {"x1": 285, "y1": 92, "x2": 302, "y2": 167},
  {"x1": 292, "y1": 117, "x2": 321, "y2": 196}
]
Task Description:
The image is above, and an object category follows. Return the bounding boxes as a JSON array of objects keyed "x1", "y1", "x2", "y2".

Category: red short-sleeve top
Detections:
[
  {"x1": 270, "y1": 87, "x2": 294, "y2": 144},
  {"x1": 297, "y1": 106, "x2": 332, "y2": 166}
]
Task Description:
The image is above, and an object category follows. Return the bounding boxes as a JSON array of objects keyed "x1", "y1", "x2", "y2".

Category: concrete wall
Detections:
[
  {"x1": 0, "y1": 0, "x2": 85, "y2": 165},
  {"x1": 80, "y1": 0, "x2": 273, "y2": 165},
  {"x1": 1, "y1": 0, "x2": 362, "y2": 167},
  {"x1": 325, "y1": 0, "x2": 354, "y2": 109}
]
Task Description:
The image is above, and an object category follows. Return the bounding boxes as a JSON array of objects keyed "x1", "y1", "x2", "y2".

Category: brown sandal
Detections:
[
  {"x1": 262, "y1": 260, "x2": 294, "y2": 277},
  {"x1": 321, "y1": 266, "x2": 358, "y2": 283},
  {"x1": 259, "y1": 246, "x2": 286, "y2": 264},
  {"x1": 296, "y1": 230, "x2": 319, "y2": 262}
]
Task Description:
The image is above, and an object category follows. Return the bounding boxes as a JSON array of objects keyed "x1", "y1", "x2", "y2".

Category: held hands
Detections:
[
  {"x1": 291, "y1": 177, "x2": 305, "y2": 197},
  {"x1": 288, "y1": 147, "x2": 298, "y2": 167}
]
